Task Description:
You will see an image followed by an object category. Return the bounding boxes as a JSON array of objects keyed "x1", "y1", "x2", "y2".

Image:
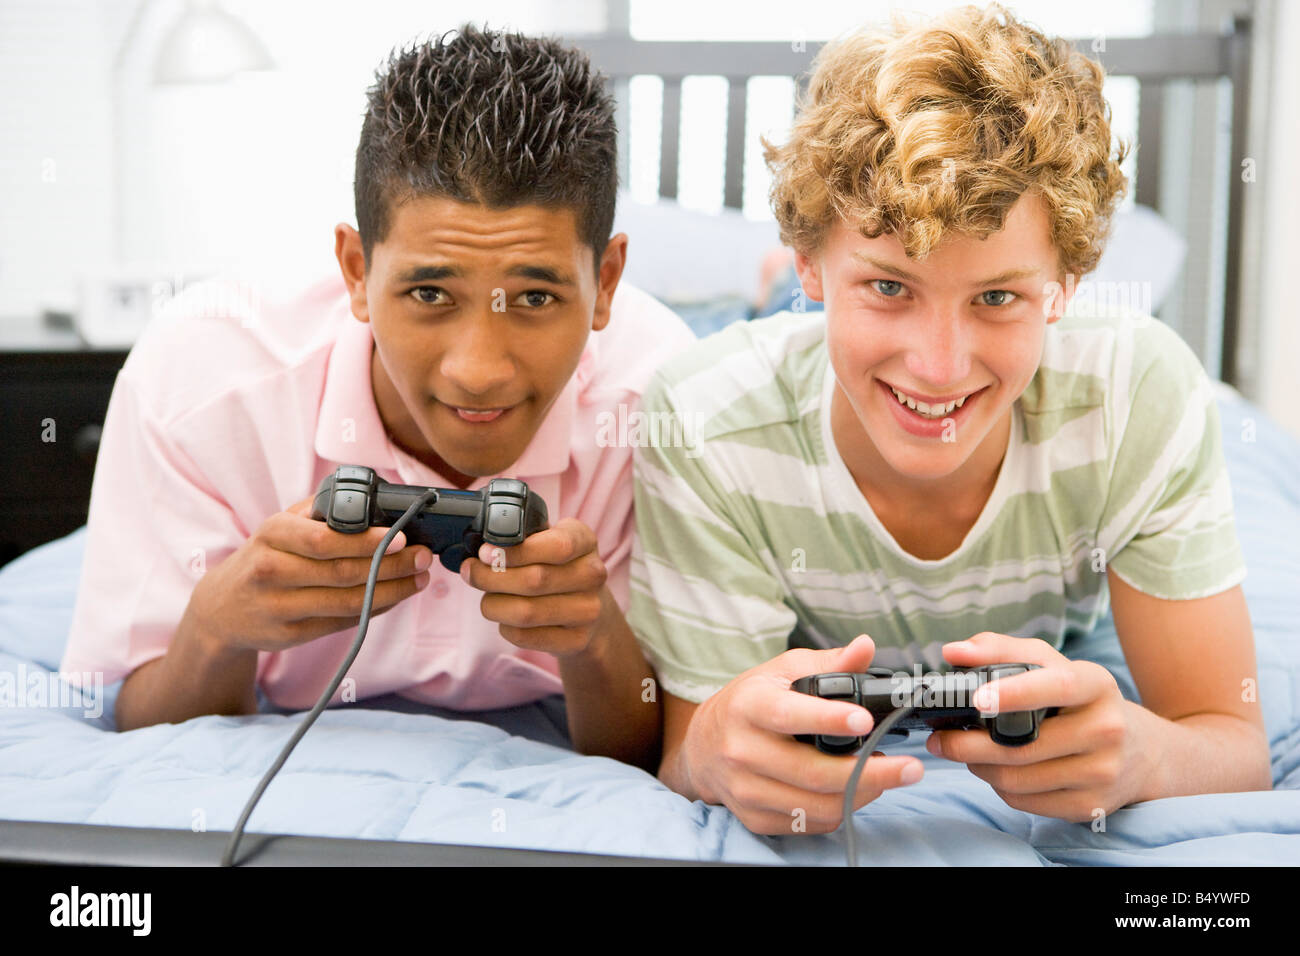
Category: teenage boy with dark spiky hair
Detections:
[{"x1": 62, "y1": 25, "x2": 693, "y2": 769}]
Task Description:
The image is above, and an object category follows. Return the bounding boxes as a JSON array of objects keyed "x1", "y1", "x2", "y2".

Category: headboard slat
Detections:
[
  {"x1": 658, "y1": 78, "x2": 682, "y2": 201},
  {"x1": 724, "y1": 78, "x2": 747, "y2": 211}
]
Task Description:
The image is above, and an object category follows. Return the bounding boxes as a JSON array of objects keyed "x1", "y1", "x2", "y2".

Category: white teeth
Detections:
[{"x1": 889, "y1": 385, "x2": 967, "y2": 418}]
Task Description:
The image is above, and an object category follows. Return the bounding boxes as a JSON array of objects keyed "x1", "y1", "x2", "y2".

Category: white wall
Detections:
[
  {"x1": 1254, "y1": 0, "x2": 1300, "y2": 441},
  {"x1": 0, "y1": 0, "x2": 114, "y2": 318},
  {"x1": 0, "y1": 0, "x2": 607, "y2": 318}
]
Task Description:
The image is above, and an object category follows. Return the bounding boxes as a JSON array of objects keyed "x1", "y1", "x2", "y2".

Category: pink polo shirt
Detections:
[{"x1": 60, "y1": 272, "x2": 694, "y2": 711}]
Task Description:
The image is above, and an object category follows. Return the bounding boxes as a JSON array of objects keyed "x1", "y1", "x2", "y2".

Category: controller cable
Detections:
[
  {"x1": 840, "y1": 683, "x2": 926, "y2": 867},
  {"x1": 220, "y1": 491, "x2": 436, "y2": 867}
]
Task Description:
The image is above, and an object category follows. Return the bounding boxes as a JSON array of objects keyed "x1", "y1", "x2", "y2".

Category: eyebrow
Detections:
[
  {"x1": 394, "y1": 264, "x2": 576, "y2": 285},
  {"x1": 852, "y1": 253, "x2": 1038, "y2": 286},
  {"x1": 396, "y1": 265, "x2": 460, "y2": 283}
]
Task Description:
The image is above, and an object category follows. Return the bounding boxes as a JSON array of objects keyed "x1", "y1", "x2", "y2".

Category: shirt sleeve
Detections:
[
  {"x1": 628, "y1": 373, "x2": 796, "y2": 703},
  {"x1": 59, "y1": 370, "x2": 249, "y2": 686},
  {"x1": 1096, "y1": 319, "x2": 1247, "y2": 600}
]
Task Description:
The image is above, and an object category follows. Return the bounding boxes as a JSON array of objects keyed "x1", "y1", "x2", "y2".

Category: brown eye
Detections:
[
  {"x1": 410, "y1": 287, "x2": 446, "y2": 305},
  {"x1": 515, "y1": 290, "x2": 556, "y2": 308}
]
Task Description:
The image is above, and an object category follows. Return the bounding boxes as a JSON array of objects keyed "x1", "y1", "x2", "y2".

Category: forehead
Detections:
[
  {"x1": 375, "y1": 195, "x2": 587, "y2": 272},
  {"x1": 834, "y1": 190, "x2": 1058, "y2": 277}
]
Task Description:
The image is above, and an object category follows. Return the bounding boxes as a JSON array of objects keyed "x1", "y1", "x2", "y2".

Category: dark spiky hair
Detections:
[{"x1": 354, "y1": 24, "x2": 619, "y2": 272}]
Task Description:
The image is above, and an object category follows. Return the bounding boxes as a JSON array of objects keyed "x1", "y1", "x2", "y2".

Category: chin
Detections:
[{"x1": 438, "y1": 448, "x2": 521, "y2": 479}]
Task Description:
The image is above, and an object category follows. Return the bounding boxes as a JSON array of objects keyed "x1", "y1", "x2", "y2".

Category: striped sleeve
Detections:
[
  {"x1": 628, "y1": 373, "x2": 796, "y2": 703},
  {"x1": 1096, "y1": 319, "x2": 1247, "y2": 600}
]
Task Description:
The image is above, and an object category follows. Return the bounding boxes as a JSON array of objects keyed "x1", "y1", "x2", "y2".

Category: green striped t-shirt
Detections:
[{"x1": 628, "y1": 308, "x2": 1247, "y2": 703}]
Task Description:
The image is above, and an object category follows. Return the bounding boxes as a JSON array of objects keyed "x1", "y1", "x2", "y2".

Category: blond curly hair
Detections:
[{"x1": 763, "y1": 3, "x2": 1129, "y2": 278}]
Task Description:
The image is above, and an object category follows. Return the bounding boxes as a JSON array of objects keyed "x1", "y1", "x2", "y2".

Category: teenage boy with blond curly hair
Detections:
[{"x1": 628, "y1": 4, "x2": 1271, "y2": 834}]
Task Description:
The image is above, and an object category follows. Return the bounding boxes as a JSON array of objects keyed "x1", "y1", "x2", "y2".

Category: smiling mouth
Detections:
[
  {"x1": 436, "y1": 400, "x2": 518, "y2": 424},
  {"x1": 455, "y1": 406, "x2": 512, "y2": 423},
  {"x1": 880, "y1": 381, "x2": 989, "y2": 420}
]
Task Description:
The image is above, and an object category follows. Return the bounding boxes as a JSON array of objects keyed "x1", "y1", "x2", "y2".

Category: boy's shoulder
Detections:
[
  {"x1": 579, "y1": 281, "x2": 697, "y2": 405},
  {"x1": 1024, "y1": 306, "x2": 1208, "y2": 423},
  {"x1": 643, "y1": 310, "x2": 829, "y2": 440},
  {"x1": 117, "y1": 272, "x2": 350, "y2": 428}
]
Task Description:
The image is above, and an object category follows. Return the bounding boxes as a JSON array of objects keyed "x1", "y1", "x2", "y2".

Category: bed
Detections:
[
  {"x1": 3, "y1": 17, "x2": 1296, "y2": 866},
  {"x1": 1, "y1": 379, "x2": 1296, "y2": 866}
]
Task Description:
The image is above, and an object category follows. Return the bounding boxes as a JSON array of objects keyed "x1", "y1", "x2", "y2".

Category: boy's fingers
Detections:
[
  {"x1": 459, "y1": 550, "x2": 605, "y2": 596},
  {"x1": 263, "y1": 509, "x2": 405, "y2": 559},
  {"x1": 763, "y1": 634, "x2": 876, "y2": 682},
  {"x1": 283, "y1": 572, "x2": 429, "y2": 620},
  {"x1": 834, "y1": 633, "x2": 878, "y2": 670},
  {"x1": 762, "y1": 735, "x2": 923, "y2": 797},
  {"x1": 477, "y1": 518, "x2": 594, "y2": 568},
  {"x1": 942, "y1": 632, "x2": 1064, "y2": 669},
  {"x1": 286, "y1": 495, "x2": 316, "y2": 518},
  {"x1": 276, "y1": 546, "x2": 432, "y2": 589},
  {"x1": 754, "y1": 685, "x2": 874, "y2": 737}
]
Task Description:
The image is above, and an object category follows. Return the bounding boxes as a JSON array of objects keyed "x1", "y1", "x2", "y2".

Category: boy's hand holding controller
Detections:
[
  {"x1": 458, "y1": 519, "x2": 610, "y2": 658},
  {"x1": 931, "y1": 632, "x2": 1156, "y2": 821},
  {"x1": 668, "y1": 635, "x2": 925, "y2": 835},
  {"x1": 185, "y1": 495, "x2": 432, "y2": 654},
  {"x1": 116, "y1": 496, "x2": 432, "y2": 730}
]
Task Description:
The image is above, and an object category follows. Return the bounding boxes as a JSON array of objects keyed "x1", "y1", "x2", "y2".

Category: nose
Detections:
[
  {"x1": 439, "y1": 309, "x2": 516, "y2": 399},
  {"x1": 903, "y1": 306, "x2": 972, "y2": 391}
]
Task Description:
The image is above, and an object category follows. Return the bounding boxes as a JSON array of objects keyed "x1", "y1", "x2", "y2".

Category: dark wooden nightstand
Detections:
[{"x1": 0, "y1": 318, "x2": 130, "y2": 567}]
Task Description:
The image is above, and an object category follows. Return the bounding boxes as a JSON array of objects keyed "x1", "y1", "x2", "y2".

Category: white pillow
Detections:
[
  {"x1": 612, "y1": 192, "x2": 780, "y2": 303},
  {"x1": 614, "y1": 192, "x2": 1186, "y2": 314}
]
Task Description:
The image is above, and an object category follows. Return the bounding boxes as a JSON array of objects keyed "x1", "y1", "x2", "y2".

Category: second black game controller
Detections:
[
  {"x1": 792, "y1": 663, "x2": 1057, "y2": 754},
  {"x1": 310, "y1": 465, "x2": 548, "y2": 572}
]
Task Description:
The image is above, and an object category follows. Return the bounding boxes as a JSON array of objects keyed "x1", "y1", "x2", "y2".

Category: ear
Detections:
[
  {"x1": 1043, "y1": 271, "x2": 1076, "y2": 324},
  {"x1": 793, "y1": 248, "x2": 825, "y2": 303},
  {"x1": 591, "y1": 232, "x2": 628, "y2": 333},
  {"x1": 334, "y1": 223, "x2": 371, "y2": 323}
]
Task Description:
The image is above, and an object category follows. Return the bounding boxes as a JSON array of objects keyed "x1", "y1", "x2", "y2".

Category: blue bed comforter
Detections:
[{"x1": 1, "y1": 386, "x2": 1297, "y2": 865}]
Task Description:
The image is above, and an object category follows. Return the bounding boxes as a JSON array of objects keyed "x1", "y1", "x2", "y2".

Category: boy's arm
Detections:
[
  {"x1": 655, "y1": 640, "x2": 928, "y2": 834},
  {"x1": 116, "y1": 607, "x2": 259, "y2": 731},
  {"x1": 556, "y1": 581, "x2": 661, "y2": 770},
  {"x1": 931, "y1": 321, "x2": 1269, "y2": 814},
  {"x1": 115, "y1": 497, "x2": 432, "y2": 731},
  {"x1": 1094, "y1": 321, "x2": 1269, "y2": 798},
  {"x1": 1106, "y1": 572, "x2": 1271, "y2": 800},
  {"x1": 459, "y1": 520, "x2": 662, "y2": 770},
  {"x1": 931, "y1": 577, "x2": 1270, "y2": 819}
]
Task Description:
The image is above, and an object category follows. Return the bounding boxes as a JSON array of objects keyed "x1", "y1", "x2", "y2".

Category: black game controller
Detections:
[
  {"x1": 311, "y1": 465, "x2": 549, "y2": 572},
  {"x1": 792, "y1": 664, "x2": 1057, "y2": 754}
]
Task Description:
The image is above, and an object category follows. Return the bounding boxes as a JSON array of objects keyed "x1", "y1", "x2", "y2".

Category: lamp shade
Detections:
[{"x1": 152, "y1": 1, "x2": 274, "y2": 84}]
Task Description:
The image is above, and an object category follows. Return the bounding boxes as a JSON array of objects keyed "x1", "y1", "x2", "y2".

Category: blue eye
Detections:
[
  {"x1": 979, "y1": 290, "x2": 1017, "y2": 307},
  {"x1": 872, "y1": 280, "x2": 904, "y2": 297}
]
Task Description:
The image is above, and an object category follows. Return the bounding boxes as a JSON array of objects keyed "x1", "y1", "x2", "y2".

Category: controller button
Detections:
[
  {"x1": 821, "y1": 734, "x2": 859, "y2": 748},
  {"x1": 490, "y1": 478, "x2": 527, "y2": 499},
  {"x1": 815, "y1": 675, "x2": 856, "y2": 700},
  {"x1": 336, "y1": 465, "x2": 373, "y2": 483},
  {"x1": 486, "y1": 503, "x2": 522, "y2": 538},
  {"x1": 989, "y1": 664, "x2": 1029, "y2": 681},
  {"x1": 331, "y1": 489, "x2": 368, "y2": 525},
  {"x1": 995, "y1": 710, "x2": 1035, "y2": 739}
]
